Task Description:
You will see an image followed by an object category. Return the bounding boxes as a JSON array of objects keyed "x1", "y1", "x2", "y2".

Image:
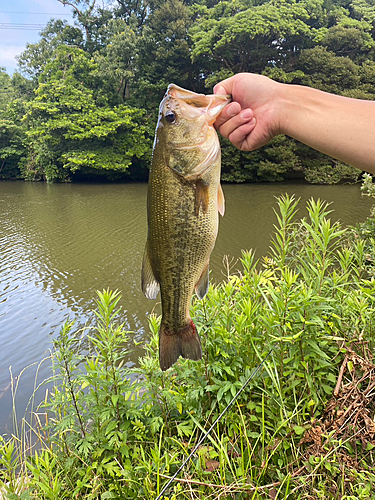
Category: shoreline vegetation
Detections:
[
  {"x1": 1, "y1": 195, "x2": 375, "y2": 499},
  {"x1": 2, "y1": 0, "x2": 375, "y2": 185}
]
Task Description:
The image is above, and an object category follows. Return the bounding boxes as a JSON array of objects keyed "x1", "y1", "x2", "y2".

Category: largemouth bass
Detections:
[{"x1": 142, "y1": 84, "x2": 230, "y2": 371}]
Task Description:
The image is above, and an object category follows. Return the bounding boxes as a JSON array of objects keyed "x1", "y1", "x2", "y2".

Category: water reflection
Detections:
[{"x1": 0, "y1": 180, "x2": 373, "y2": 433}]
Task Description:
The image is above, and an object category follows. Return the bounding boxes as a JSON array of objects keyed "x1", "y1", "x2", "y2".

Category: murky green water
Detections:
[{"x1": 0, "y1": 180, "x2": 373, "y2": 433}]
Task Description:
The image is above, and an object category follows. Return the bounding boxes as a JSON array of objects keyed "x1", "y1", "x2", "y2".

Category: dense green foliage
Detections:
[
  {"x1": 1, "y1": 0, "x2": 374, "y2": 182},
  {"x1": 22, "y1": 48, "x2": 150, "y2": 182},
  {"x1": 1, "y1": 197, "x2": 375, "y2": 498},
  {"x1": 355, "y1": 172, "x2": 375, "y2": 272}
]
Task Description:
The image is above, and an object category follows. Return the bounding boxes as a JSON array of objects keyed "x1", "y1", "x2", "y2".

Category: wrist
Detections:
[
  {"x1": 274, "y1": 82, "x2": 301, "y2": 137},
  {"x1": 276, "y1": 83, "x2": 332, "y2": 141}
]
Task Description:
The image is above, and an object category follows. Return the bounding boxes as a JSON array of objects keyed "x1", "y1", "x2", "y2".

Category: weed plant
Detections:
[
  {"x1": 356, "y1": 172, "x2": 375, "y2": 277},
  {"x1": 1, "y1": 196, "x2": 375, "y2": 499}
]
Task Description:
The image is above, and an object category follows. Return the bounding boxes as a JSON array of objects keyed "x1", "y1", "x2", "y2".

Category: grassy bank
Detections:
[{"x1": 1, "y1": 195, "x2": 375, "y2": 499}]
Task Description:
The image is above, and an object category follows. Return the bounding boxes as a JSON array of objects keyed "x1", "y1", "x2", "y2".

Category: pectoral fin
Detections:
[
  {"x1": 195, "y1": 261, "x2": 210, "y2": 299},
  {"x1": 217, "y1": 183, "x2": 225, "y2": 216},
  {"x1": 141, "y1": 241, "x2": 160, "y2": 299},
  {"x1": 194, "y1": 180, "x2": 210, "y2": 216}
]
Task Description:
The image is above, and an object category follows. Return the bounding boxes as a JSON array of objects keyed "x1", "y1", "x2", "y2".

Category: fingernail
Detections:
[
  {"x1": 227, "y1": 102, "x2": 240, "y2": 117},
  {"x1": 241, "y1": 109, "x2": 253, "y2": 120},
  {"x1": 214, "y1": 84, "x2": 225, "y2": 95}
]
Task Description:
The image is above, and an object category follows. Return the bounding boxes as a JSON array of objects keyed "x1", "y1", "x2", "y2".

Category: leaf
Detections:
[
  {"x1": 177, "y1": 421, "x2": 194, "y2": 438},
  {"x1": 217, "y1": 387, "x2": 225, "y2": 402},
  {"x1": 105, "y1": 421, "x2": 117, "y2": 435},
  {"x1": 101, "y1": 491, "x2": 117, "y2": 499},
  {"x1": 205, "y1": 460, "x2": 220, "y2": 472},
  {"x1": 293, "y1": 425, "x2": 305, "y2": 436},
  {"x1": 248, "y1": 432, "x2": 260, "y2": 438}
]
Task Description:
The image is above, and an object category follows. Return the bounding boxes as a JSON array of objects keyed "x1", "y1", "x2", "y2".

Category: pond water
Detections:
[{"x1": 0, "y1": 180, "x2": 373, "y2": 434}]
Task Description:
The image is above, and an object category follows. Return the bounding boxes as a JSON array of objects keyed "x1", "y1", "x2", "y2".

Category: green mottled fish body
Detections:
[{"x1": 142, "y1": 84, "x2": 229, "y2": 371}]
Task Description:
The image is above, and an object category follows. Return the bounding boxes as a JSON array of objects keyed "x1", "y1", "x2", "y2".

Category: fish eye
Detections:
[{"x1": 165, "y1": 111, "x2": 176, "y2": 123}]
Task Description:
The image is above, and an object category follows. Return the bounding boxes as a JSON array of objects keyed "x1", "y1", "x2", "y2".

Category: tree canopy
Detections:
[{"x1": 1, "y1": 0, "x2": 374, "y2": 182}]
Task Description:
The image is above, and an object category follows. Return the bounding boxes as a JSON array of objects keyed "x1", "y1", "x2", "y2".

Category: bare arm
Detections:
[{"x1": 214, "y1": 73, "x2": 375, "y2": 174}]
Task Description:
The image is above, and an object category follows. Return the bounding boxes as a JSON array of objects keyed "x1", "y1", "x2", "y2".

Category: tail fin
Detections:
[{"x1": 159, "y1": 320, "x2": 202, "y2": 371}]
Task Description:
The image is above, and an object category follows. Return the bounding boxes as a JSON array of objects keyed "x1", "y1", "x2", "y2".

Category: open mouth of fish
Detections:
[{"x1": 167, "y1": 84, "x2": 231, "y2": 124}]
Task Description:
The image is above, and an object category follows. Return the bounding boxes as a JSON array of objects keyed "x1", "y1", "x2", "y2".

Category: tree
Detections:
[
  {"x1": 0, "y1": 70, "x2": 26, "y2": 179},
  {"x1": 189, "y1": 0, "x2": 375, "y2": 183},
  {"x1": 23, "y1": 47, "x2": 151, "y2": 182},
  {"x1": 58, "y1": 0, "x2": 115, "y2": 53},
  {"x1": 136, "y1": 0, "x2": 198, "y2": 110},
  {"x1": 7, "y1": 0, "x2": 375, "y2": 183},
  {"x1": 94, "y1": 19, "x2": 139, "y2": 104},
  {"x1": 190, "y1": 0, "x2": 326, "y2": 81},
  {"x1": 17, "y1": 19, "x2": 84, "y2": 80}
]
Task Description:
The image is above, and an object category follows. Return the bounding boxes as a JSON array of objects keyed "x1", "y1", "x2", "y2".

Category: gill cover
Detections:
[{"x1": 159, "y1": 84, "x2": 230, "y2": 181}]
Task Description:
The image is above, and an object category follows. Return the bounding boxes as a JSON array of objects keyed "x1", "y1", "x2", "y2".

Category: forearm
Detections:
[{"x1": 278, "y1": 84, "x2": 375, "y2": 173}]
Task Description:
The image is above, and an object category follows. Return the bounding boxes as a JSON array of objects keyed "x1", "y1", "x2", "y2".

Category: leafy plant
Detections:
[{"x1": 1, "y1": 197, "x2": 375, "y2": 498}]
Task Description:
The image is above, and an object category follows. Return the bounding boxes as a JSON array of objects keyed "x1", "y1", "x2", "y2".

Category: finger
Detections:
[
  {"x1": 218, "y1": 108, "x2": 254, "y2": 138},
  {"x1": 228, "y1": 120, "x2": 257, "y2": 150},
  {"x1": 213, "y1": 76, "x2": 234, "y2": 96},
  {"x1": 214, "y1": 102, "x2": 241, "y2": 129},
  {"x1": 213, "y1": 84, "x2": 227, "y2": 96}
]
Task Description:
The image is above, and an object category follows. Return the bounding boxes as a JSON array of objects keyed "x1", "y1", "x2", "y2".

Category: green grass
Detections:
[{"x1": 1, "y1": 195, "x2": 375, "y2": 499}]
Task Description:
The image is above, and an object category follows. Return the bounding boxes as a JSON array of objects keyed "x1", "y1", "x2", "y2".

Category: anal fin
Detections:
[
  {"x1": 141, "y1": 241, "x2": 160, "y2": 299},
  {"x1": 195, "y1": 260, "x2": 209, "y2": 300}
]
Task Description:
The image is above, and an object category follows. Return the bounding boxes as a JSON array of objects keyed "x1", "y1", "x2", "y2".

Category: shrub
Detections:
[{"x1": 1, "y1": 196, "x2": 374, "y2": 499}]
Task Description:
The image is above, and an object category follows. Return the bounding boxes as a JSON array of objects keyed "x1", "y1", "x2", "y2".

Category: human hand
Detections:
[{"x1": 214, "y1": 73, "x2": 282, "y2": 151}]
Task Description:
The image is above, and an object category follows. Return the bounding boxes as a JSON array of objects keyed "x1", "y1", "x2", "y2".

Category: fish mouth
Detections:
[{"x1": 166, "y1": 84, "x2": 231, "y2": 125}]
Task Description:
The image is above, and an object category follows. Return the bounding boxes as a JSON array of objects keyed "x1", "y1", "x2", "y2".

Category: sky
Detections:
[{"x1": 0, "y1": 0, "x2": 74, "y2": 74}]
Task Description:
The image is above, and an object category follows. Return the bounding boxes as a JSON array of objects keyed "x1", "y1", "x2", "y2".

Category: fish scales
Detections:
[
  {"x1": 142, "y1": 84, "x2": 230, "y2": 371},
  {"x1": 148, "y1": 155, "x2": 218, "y2": 325}
]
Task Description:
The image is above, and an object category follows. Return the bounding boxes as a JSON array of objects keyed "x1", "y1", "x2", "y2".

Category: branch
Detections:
[
  {"x1": 158, "y1": 473, "x2": 282, "y2": 493},
  {"x1": 334, "y1": 356, "x2": 348, "y2": 397},
  {"x1": 57, "y1": 0, "x2": 83, "y2": 18},
  {"x1": 57, "y1": 0, "x2": 96, "y2": 45}
]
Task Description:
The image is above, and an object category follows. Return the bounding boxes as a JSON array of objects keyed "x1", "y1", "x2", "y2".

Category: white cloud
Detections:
[
  {"x1": 32, "y1": 0, "x2": 72, "y2": 15},
  {"x1": 0, "y1": 46, "x2": 25, "y2": 72},
  {"x1": 0, "y1": 0, "x2": 74, "y2": 74}
]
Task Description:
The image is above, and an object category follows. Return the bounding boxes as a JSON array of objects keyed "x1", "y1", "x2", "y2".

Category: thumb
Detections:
[
  {"x1": 214, "y1": 76, "x2": 234, "y2": 96},
  {"x1": 214, "y1": 84, "x2": 227, "y2": 96}
]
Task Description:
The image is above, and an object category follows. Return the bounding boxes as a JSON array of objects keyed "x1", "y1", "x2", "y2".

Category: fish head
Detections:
[{"x1": 155, "y1": 84, "x2": 231, "y2": 180}]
